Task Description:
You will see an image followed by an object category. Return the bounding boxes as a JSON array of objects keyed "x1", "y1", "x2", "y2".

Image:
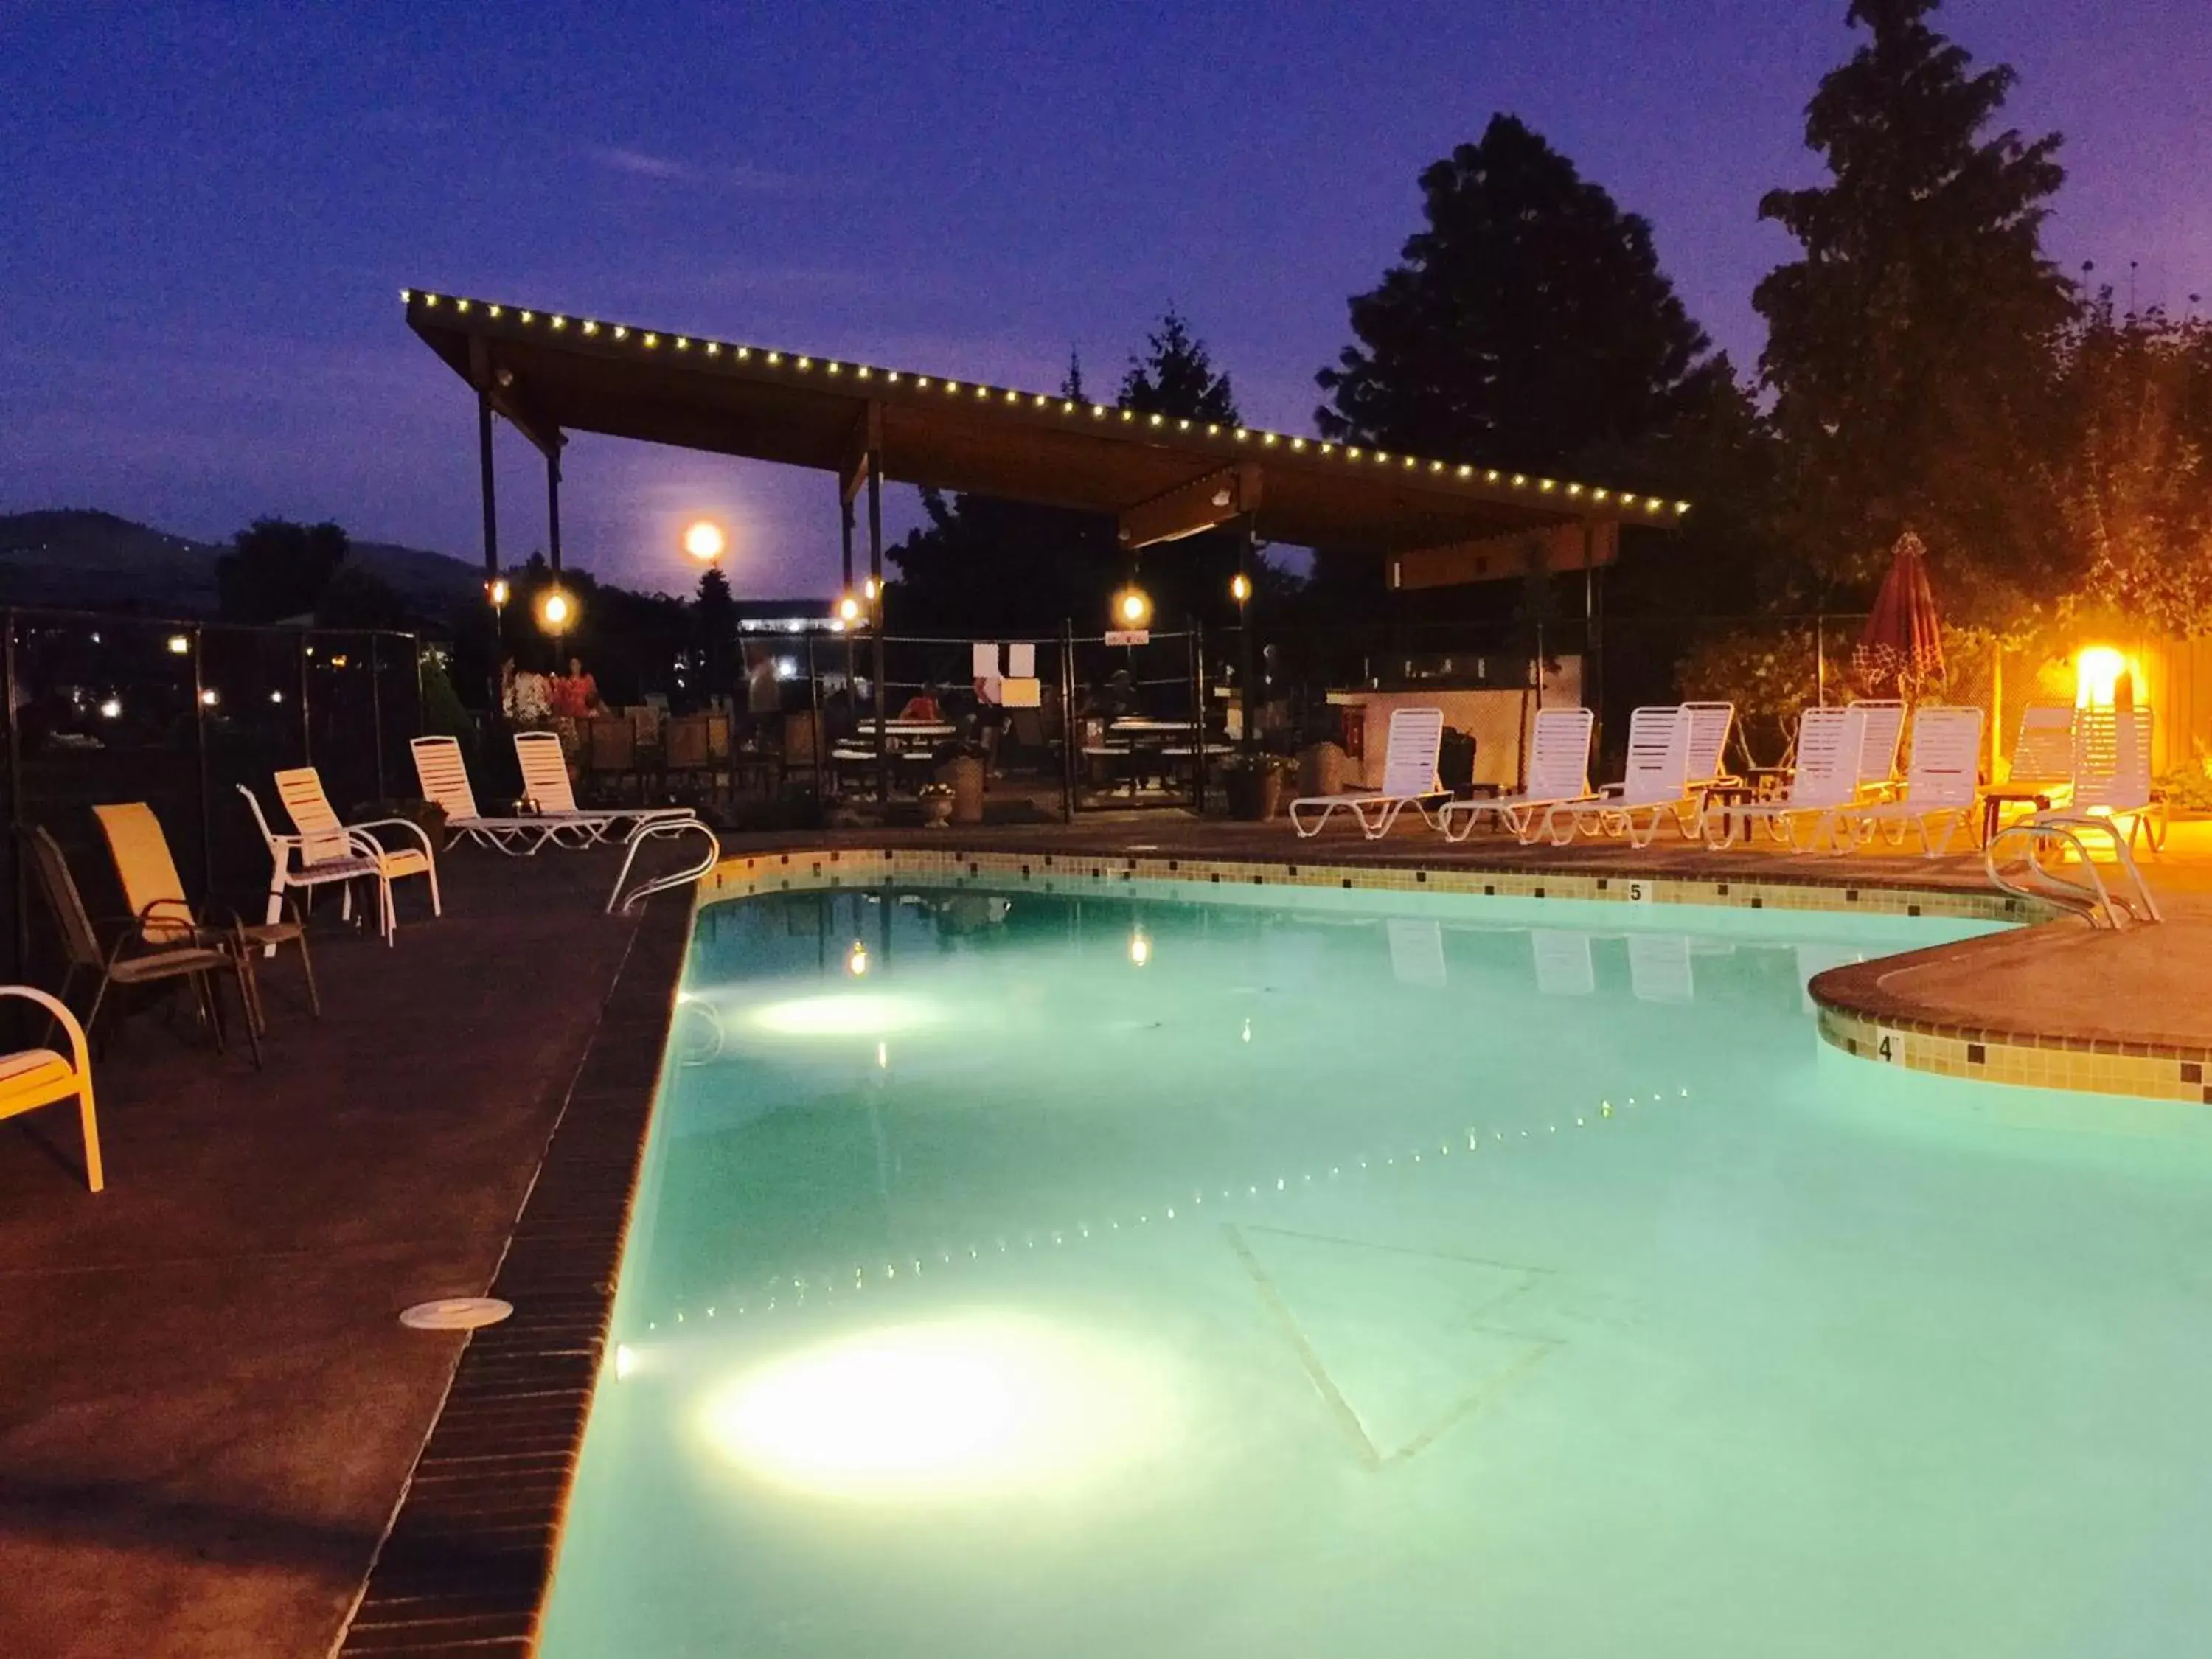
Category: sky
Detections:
[{"x1": 3, "y1": 0, "x2": 2208, "y2": 599}]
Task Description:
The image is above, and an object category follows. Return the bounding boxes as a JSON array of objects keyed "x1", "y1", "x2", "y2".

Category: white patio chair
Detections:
[
  {"x1": 1704, "y1": 705, "x2": 1865, "y2": 852},
  {"x1": 1439, "y1": 706, "x2": 1595, "y2": 843},
  {"x1": 410, "y1": 736, "x2": 561, "y2": 854},
  {"x1": 1683, "y1": 701, "x2": 1739, "y2": 791},
  {"x1": 274, "y1": 768, "x2": 439, "y2": 943},
  {"x1": 1833, "y1": 704, "x2": 1984, "y2": 857},
  {"x1": 2007, "y1": 703, "x2": 2077, "y2": 799},
  {"x1": 1627, "y1": 933, "x2": 1694, "y2": 1004},
  {"x1": 514, "y1": 731, "x2": 696, "y2": 846},
  {"x1": 1850, "y1": 699, "x2": 1907, "y2": 799},
  {"x1": 2067, "y1": 707, "x2": 2166, "y2": 852},
  {"x1": 1289, "y1": 706, "x2": 1450, "y2": 838},
  {"x1": 237, "y1": 784, "x2": 395, "y2": 945},
  {"x1": 1546, "y1": 706, "x2": 1693, "y2": 848}
]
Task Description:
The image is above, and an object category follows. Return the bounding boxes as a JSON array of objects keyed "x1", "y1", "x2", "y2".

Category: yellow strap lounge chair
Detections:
[
  {"x1": 0, "y1": 983, "x2": 103, "y2": 1192},
  {"x1": 94, "y1": 801, "x2": 318, "y2": 1032}
]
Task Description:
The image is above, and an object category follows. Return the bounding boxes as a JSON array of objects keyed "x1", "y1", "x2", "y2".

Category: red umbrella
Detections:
[{"x1": 1853, "y1": 530, "x2": 1944, "y2": 698}]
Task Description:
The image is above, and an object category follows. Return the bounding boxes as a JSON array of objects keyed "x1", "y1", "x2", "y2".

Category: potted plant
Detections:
[
  {"x1": 937, "y1": 741, "x2": 987, "y2": 825},
  {"x1": 917, "y1": 780, "x2": 956, "y2": 828},
  {"x1": 1222, "y1": 751, "x2": 1294, "y2": 821}
]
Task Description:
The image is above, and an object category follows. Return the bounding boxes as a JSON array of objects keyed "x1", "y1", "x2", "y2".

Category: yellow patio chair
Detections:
[
  {"x1": 94, "y1": 801, "x2": 318, "y2": 1033},
  {"x1": 0, "y1": 983, "x2": 102, "y2": 1192}
]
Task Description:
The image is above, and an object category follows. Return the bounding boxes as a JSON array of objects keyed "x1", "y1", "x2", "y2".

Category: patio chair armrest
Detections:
[
  {"x1": 346, "y1": 815, "x2": 436, "y2": 860},
  {"x1": 0, "y1": 984, "x2": 90, "y2": 1073},
  {"x1": 133, "y1": 897, "x2": 214, "y2": 949}
]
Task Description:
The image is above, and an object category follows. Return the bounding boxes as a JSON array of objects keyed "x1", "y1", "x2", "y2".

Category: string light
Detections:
[{"x1": 399, "y1": 289, "x2": 1690, "y2": 513}]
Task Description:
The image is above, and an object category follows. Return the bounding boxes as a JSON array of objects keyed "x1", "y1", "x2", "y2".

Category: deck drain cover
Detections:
[{"x1": 400, "y1": 1297, "x2": 512, "y2": 1332}]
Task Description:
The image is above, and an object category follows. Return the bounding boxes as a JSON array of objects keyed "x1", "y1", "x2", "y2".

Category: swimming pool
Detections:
[{"x1": 541, "y1": 881, "x2": 2212, "y2": 1658}]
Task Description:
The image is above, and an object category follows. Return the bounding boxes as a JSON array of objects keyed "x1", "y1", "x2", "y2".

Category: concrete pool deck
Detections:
[{"x1": 4, "y1": 815, "x2": 2211, "y2": 1655}]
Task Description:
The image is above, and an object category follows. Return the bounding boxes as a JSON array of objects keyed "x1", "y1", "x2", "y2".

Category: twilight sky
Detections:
[{"x1": 3, "y1": 1, "x2": 2207, "y2": 597}]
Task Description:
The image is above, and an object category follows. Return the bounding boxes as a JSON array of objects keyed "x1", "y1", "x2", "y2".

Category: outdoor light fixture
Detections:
[
  {"x1": 97, "y1": 698, "x2": 121, "y2": 720},
  {"x1": 846, "y1": 940, "x2": 869, "y2": 978},
  {"x1": 166, "y1": 633, "x2": 189, "y2": 655},
  {"x1": 488, "y1": 577, "x2": 510, "y2": 608},
  {"x1": 863, "y1": 575, "x2": 881, "y2": 602},
  {"x1": 2075, "y1": 645, "x2": 2130, "y2": 708},
  {"x1": 1111, "y1": 585, "x2": 1153, "y2": 630},
  {"x1": 835, "y1": 591, "x2": 865, "y2": 625},
  {"x1": 1230, "y1": 572, "x2": 1252, "y2": 604},
  {"x1": 537, "y1": 588, "x2": 575, "y2": 634},
  {"x1": 199, "y1": 689, "x2": 218, "y2": 708},
  {"x1": 682, "y1": 519, "x2": 727, "y2": 562}
]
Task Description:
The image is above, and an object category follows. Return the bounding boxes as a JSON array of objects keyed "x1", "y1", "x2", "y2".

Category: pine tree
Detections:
[
  {"x1": 1119, "y1": 310, "x2": 1239, "y2": 424},
  {"x1": 1755, "y1": 0, "x2": 2072, "y2": 605},
  {"x1": 1315, "y1": 114, "x2": 1714, "y2": 477}
]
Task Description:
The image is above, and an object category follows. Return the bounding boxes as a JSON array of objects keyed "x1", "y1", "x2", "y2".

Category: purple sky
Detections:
[{"x1": 3, "y1": 1, "x2": 2207, "y2": 597}]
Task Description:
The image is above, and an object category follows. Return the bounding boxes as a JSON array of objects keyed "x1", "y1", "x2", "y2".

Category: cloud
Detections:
[{"x1": 582, "y1": 146, "x2": 799, "y2": 192}]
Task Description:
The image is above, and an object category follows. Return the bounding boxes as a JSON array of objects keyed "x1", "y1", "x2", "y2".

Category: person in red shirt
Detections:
[{"x1": 549, "y1": 656, "x2": 603, "y2": 720}]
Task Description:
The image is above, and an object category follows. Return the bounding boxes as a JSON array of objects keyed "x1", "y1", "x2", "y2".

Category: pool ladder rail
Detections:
[
  {"x1": 606, "y1": 817, "x2": 721, "y2": 915},
  {"x1": 1984, "y1": 813, "x2": 2163, "y2": 931}
]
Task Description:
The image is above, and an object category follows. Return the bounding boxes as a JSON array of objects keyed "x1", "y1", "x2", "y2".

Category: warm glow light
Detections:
[
  {"x1": 166, "y1": 633, "x2": 190, "y2": 655},
  {"x1": 2075, "y1": 645, "x2": 2130, "y2": 708},
  {"x1": 698, "y1": 1315, "x2": 1175, "y2": 1501},
  {"x1": 487, "y1": 577, "x2": 510, "y2": 607},
  {"x1": 863, "y1": 575, "x2": 881, "y2": 601},
  {"x1": 1127, "y1": 928, "x2": 1151, "y2": 968},
  {"x1": 845, "y1": 940, "x2": 869, "y2": 977},
  {"x1": 682, "y1": 519, "x2": 727, "y2": 562},
  {"x1": 835, "y1": 591, "x2": 864, "y2": 625},
  {"x1": 98, "y1": 698, "x2": 121, "y2": 720},
  {"x1": 745, "y1": 991, "x2": 940, "y2": 1040},
  {"x1": 537, "y1": 588, "x2": 575, "y2": 632},
  {"x1": 1229, "y1": 572, "x2": 1251, "y2": 604},
  {"x1": 199, "y1": 689, "x2": 218, "y2": 707},
  {"x1": 1112, "y1": 585, "x2": 1153, "y2": 629}
]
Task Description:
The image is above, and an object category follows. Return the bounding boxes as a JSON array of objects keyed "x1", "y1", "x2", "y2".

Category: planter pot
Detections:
[
  {"x1": 942, "y1": 755, "x2": 987, "y2": 824},
  {"x1": 1297, "y1": 741, "x2": 1346, "y2": 800},
  {"x1": 919, "y1": 793, "x2": 954, "y2": 828},
  {"x1": 1225, "y1": 768, "x2": 1286, "y2": 821}
]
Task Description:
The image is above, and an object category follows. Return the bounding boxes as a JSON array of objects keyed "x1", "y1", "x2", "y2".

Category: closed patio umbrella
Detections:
[{"x1": 1853, "y1": 529, "x2": 1944, "y2": 698}]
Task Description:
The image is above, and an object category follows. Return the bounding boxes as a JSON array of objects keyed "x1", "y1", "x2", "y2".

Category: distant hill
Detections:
[{"x1": 0, "y1": 509, "x2": 483, "y2": 619}]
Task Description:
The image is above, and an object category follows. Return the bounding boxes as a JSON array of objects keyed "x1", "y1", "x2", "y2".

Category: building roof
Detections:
[{"x1": 403, "y1": 288, "x2": 1688, "y2": 556}]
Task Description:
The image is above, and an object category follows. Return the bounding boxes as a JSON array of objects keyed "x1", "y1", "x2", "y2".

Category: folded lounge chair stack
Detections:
[{"x1": 1290, "y1": 706, "x2": 1451, "y2": 839}]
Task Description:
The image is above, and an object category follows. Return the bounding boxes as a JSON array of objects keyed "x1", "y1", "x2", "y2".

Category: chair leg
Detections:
[
  {"x1": 425, "y1": 859, "x2": 442, "y2": 918},
  {"x1": 264, "y1": 880, "x2": 288, "y2": 959},
  {"x1": 77, "y1": 1080, "x2": 104, "y2": 1193},
  {"x1": 294, "y1": 931, "x2": 321, "y2": 1019}
]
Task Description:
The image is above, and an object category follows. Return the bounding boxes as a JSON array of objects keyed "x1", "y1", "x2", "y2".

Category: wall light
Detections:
[
  {"x1": 537, "y1": 587, "x2": 575, "y2": 634},
  {"x1": 1111, "y1": 585, "x2": 1153, "y2": 630}
]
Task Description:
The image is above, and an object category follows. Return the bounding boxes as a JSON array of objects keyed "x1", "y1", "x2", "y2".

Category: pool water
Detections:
[{"x1": 541, "y1": 883, "x2": 2212, "y2": 1658}]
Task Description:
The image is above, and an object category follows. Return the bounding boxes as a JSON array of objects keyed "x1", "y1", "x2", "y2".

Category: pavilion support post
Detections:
[
  {"x1": 477, "y1": 391, "x2": 501, "y2": 712},
  {"x1": 546, "y1": 449, "x2": 563, "y2": 575},
  {"x1": 841, "y1": 494, "x2": 858, "y2": 716},
  {"x1": 1238, "y1": 522, "x2": 1256, "y2": 751},
  {"x1": 867, "y1": 451, "x2": 888, "y2": 807}
]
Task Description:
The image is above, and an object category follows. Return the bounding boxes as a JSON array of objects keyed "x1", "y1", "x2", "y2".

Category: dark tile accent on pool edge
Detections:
[{"x1": 335, "y1": 894, "x2": 692, "y2": 1658}]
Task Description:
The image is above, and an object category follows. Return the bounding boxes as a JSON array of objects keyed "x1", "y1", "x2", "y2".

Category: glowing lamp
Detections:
[
  {"x1": 682, "y1": 519, "x2": 726, "y2": 562},
  {"x1": 199, "y1": 689, "x2": 218, "y2": 708},
  {"x1": 835, "y1": 591, "x2": 865, "y2": 625},
  {"x1": 487, "y1": 577, "x2": 510, "y2": 608},
  {"x1": 97, "y1": 698, "x2": 121, "y2": 720},
  {"x1": 166, "y1": 633, "x2": 190, "y2": 655},
  {"x1": 1229, "y1": 572, "x2": 1251, "y2": 605},
  {"x1": 863, "y1": 575, "x2": 881, "y2": 602},
  {"x1": 845, "y1": 939, "x2": 869, "y2": 978},
  {"x1": 536, "y1": 588, "x2": 575, "y2": 633},
  {"x1": 2074, "y1": 645, "x2": 2130, "y2": 709},
  {"x1": 1111, "y1": 585, "x2": 1153, "y2": 629}
]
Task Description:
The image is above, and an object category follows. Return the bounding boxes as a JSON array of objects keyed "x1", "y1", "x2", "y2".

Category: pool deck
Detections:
[{"x1": 4, "y1": 815, "x2": 2211, "y2": 1656}]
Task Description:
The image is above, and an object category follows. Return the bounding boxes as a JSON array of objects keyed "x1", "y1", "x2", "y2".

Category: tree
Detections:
[
  {"x1": 315, "y1": 563, "x2": 412, "y2": 630},
  {"x1": 218, "y1": 518, "x2": 349, "y2": 622},
  {"x1": 695, "y1": 563, "x2": 737, "y2": 699},
  {"x1": 1754, "y1": 0, "x2": 2073, "y2": 605},
  {"x1": 1315, "y1": 114, "x2": 1717, "y2": 478},
  {"x1": 1119, "y1": 310, "x2": 1238, "y2": 425}
]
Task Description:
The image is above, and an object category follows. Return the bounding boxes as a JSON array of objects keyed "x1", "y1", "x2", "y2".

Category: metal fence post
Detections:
[
  {"x1": 369, "y1": 633, "x2": 386, "y2": 801},
  {"x1": 4, "y1": 611, "x2": 22, "y2": 978},
  {"x1": 1059, "y1": 619, "x2": 1077, "y2": 823},
  {"x1": 1187, "y1": 620, "x2": 1205, "y2": 814},
  {"x1": 192, "y1": 625, "x2": 212, "y2": 895}
]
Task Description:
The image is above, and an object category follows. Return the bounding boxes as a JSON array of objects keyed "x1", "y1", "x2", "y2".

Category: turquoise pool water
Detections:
[{"x1": 542, "y1": 883, "x2": 2212, "y2": 1658}]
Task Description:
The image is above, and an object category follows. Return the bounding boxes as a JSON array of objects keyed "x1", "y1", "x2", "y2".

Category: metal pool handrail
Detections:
[
  {"x1": 1984, "y1": 813, "x2": 2163, "y2": 930},
  {"x1": 605, "y1": 818, "x2": 721, "y2": 915}
]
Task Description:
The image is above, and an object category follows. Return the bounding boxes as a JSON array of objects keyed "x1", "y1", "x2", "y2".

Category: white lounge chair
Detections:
[
  {"x1": 1850, "y1": 699, "x2": 1907, "y2": 799},
  {"x1": 1682, "y1": 701, "x2": 1739, "y2": 791},
  {"x1": 2068, "y1": 707, "x2": 2166, "y2": 852},
  {"x1": 1547, "y1": 706, "x2": 1693, "y2": 848},
  {"x1": 1833, "y1": 704, "x2": 1984, "y2": 857},
  {"x1": 2006, "y1": 703, "x2": 2076, "y2": 800},
  {"x1": 1439, "y1": 706, "x2": 1594, "y2": 843},
  {"x1": 410, "y1": 736, "x2": 560, "y2": 853},
  {"x1": 1704, "y1": 705, "x2": 1865, "y2": 851},
  {"x1": 514, "y1": 731, "x2": 697, "y2": 846},
  {"x1": 1290, "y1": 706, "x2": 1450, "y2": 838}
]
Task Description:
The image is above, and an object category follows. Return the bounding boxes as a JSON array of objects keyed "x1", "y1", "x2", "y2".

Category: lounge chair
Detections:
[
  {"x1": 0, "y1": 983, "x2": 102, "y2": 1191},
  {"x1": 1682, "y1": 701, "x2": 1739, "y2": 793},
  {"x1": 1289, "y1": 706, "x2": 1450, "y2": 838},
  {"x1": 1703, "y1": 705, "x2": 1865, "y2": 851},
  {"x1": 1546, "y1": 706, "x2": 1693, "y2": 849},
  {"x1": 1832, "y1": 704, "x2": 1984, "y2": 857},
  {"x1": 2006, "y1": 703, "x2": 2077, "y2": 801},
  {"x1": 1439, "y1": 706, "x2": 1594, "y2": 843},
  {"x1": 514, "y1": 731, "x2": 697, "y2": 845},
  {"x1": 2067, "y1": 707, "x2": 2166, "y2": 852},
  {"x1": 409, "y1": 736, "x2": 560, "y2": 853},
  {"x1": 94, "y1": 801, "x2": 317, "y2": 1031},
  {"x1": 21, "y1": 826, "x2": 259, "y2": 1066},
  {"x1": 1850, "y1": 700, "x2": 1907, "y2": 799}
]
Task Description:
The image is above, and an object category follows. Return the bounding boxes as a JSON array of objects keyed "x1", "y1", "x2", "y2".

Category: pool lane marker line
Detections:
[{"x1": 1224, "y1": 1222, "x2": 1559, "y2": 1471}]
